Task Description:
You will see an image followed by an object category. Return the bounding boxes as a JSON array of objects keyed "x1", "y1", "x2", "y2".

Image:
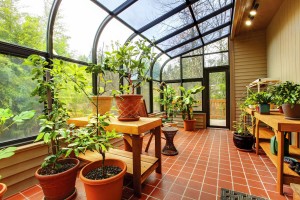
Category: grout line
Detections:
[{"x1": 227, "y1": 130, "x2": 234, "y2": 191}]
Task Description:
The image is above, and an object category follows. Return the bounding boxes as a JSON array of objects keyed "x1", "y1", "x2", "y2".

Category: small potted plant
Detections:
[
  {"x1": 232, "y1": 113, "x2": 254, "y2": 151},
  {"x1": 106, "y1": 40, "x2": 155, "y2": 121},
  {"x1": 0, "y1": 108, "x2": 35, "y2": 199},
  {"x1": 24, "y1": 55, "x2": 80, "y2": 200},
  {"x1": 269, "y1": 81, "x2": 300, "y2": 119},
  {"x1": 252, "y1": 91, "x2": 272, "y2": 114},
  {"x1": 173, "y1": 85, "x2": 205, "y2": 131},
  {"x1": 154, "y1": 82, "x2": 177, "y2": 127}
]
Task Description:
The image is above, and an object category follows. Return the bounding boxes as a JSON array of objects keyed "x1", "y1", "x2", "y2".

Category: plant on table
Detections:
[
  {"x1": 251, "y1": 91, "x2": 272, "y2": 114},
  {"x1": 173, "y1": 85, "x2": 205, "y2": 131},
  {"x1": 105, "y1": 39, "x2": 156, "y2": 121}
]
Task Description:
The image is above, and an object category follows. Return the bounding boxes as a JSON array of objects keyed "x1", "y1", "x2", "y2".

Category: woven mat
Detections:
[{"x1": 220, "y1": 188, "x2": 268, "y2": 200}]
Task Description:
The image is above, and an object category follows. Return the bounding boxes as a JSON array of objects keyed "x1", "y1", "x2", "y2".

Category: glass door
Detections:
[{"x1": 208, "y1": 71, "x2": 227, "y2": 127}]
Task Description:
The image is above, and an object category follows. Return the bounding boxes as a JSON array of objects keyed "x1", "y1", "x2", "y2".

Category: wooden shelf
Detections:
[
  {"x1": 247, "y1": 126, "x2": 275, "y2": 140},
  {"x1": 260, "y1": 142, "x2": 300, "y2": 179},
  {"x1": 78, "y1": 148, "x2": 159, "y2": 183}
]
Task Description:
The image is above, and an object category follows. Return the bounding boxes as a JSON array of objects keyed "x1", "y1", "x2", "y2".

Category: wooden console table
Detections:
[
  {"x1": 67, "y1": 117, "x2": 162, "y2": 197},
  {"x1": 254, "y1": 111, "x2": 300, "y2": 195}
]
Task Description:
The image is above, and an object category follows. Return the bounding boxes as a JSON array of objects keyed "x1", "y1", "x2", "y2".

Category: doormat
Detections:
[{"x1": 220, "y1": 188, "x2": 268, "y2": 200}]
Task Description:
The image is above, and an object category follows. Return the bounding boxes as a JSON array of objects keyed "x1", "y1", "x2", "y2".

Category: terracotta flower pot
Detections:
[
  {"x1": 91, "y1": 96, "x2": 113, "y2": 115},
  {"x1": 115, "y1": 95, "x2": 143, "y2": 121},
  {"x1": 0, "y1": 183, "x2": 7, "y2": 200},
  {"x1": 79, "y1": 159, "x2": 127, "y2": 200},
  {"x1": 35, "y1": 158, "x2": 80, "y2": 200},
  {"x1": 183, "y1": 119, "x2": 196, "y2": 131},
  {"x1": 282, "y1": 103, "x2": 300, "y2": 120}
]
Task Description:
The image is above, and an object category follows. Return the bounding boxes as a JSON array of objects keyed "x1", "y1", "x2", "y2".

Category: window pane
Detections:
[
  {"x1": 157, "y1": 27, "x2": 198, "y2": 51},
  {"x1": 162, "y1": 58, "x2": 180, "y2": 80},
  {"x1": 0, "y1": 0, "x2": 52, "y2": 51},
  {"x1": 182, "y1": 48, "x2": 203, "y2": 57},
  {"x1": 167, "y1": 39, "x2": 202, "y2": 57},
  {"x1": 203, "y1": 26, "x2": 230, "y2": 43},
  {"x1": 54, "y1": 0, "x2": 107, "y2": 62},
  {"x1": 141, "y1": 82, "x2": 150, "y2": 112},
  {"x1": 204, "y1": 38, "x2": 228, "y2": 53},
  {"x1": 119, "y1": 0, "x2": 185, "y2": 30},
  {"x1": 167, "y1": 83, "x2": 181, "y2": 96},
  {"x1": 152, "y1": 54, "x2": 169, "y2": 80},
  {"x1": 204, "y1": 52, "x2": 228, "y2": 67},
  {"x1": 0, "y1": 55, "x2": 42, "y2": 143},
  {"x1": 96, "y1": 0, "x2": 125, "y2": 11},
  {"x1": 182, "y1": 56, "x2": 203, "y2": 79},
  {"x1": 192, "y1": 0, "x2": 233, "y2": 20},
  {"x1": 182, "y1": 82, "x2": 203, "y2": 111},
  {"x1": 98, "y1": 18, "x2": 133, "y2": 52},
  {"x1": 142, "y1": 8, "x2": 193, "y2": 41},
  {"x1": 199, "y1": 9, "x2": 232, "y2": 33},
  {"x1": 153, "y1": 81, "x2": 161, "y2": 112}
]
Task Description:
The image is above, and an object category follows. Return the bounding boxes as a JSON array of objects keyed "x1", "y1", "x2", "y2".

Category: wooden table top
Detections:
[{"x1": 67, "y1": 117, "x2": 162, "y2": 135}]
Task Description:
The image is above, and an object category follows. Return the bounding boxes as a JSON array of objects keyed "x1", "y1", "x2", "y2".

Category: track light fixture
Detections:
[{"x1": 245, "y1": 2, "x2": 259, "y2": 26}]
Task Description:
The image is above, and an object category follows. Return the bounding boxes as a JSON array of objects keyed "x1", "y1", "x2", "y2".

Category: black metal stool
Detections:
[{"x1": 161, "y1": 127, "x2": 178, "y2": 156}]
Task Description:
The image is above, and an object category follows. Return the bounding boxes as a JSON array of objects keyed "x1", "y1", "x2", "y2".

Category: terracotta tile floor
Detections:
[{"x1": 5, "y1": 128, "x2": 294, "y2": 200}]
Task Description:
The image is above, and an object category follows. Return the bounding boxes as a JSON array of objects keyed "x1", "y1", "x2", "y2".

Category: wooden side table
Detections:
[{"x1": 161, "y1": 127, "x2": 178, "y2": 156}]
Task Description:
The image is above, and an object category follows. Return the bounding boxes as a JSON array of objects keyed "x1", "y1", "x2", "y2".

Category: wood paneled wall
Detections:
[
  {"x1": 267, "y1": 0, "x2": 300, "y2": 83},
  {"x1": 230, "y1": 30, "x2": 267, "y2": 123}
]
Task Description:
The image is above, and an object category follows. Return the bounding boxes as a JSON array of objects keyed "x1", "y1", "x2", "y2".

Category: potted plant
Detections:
[
  {"x1": 24, "y1": 55, "x2": 80, "y2": 200},
  {"x1": 0, "y1": 108, "x2": 35, "y2": 200},
  {"x1": 232, "y1": 113, "x2": 254, "y2": 151},
  {"x1": 173, "y1": 85, "x2": 205, "y2": 131},
  {"x1": 106, "y1": 40, "x2": 155, "y2": 121},
  {"x1": 269, "y1": 81, "x2": 300, "y2": 119},
  {"x1": 154, "y1": 82, "x2": 178, "y2": 127},
  {"x1": 252, "y1": 91, "x2": 272, "y2": 114}
]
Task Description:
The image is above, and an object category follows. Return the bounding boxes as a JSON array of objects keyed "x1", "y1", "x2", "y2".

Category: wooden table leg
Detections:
[
  {"x1": 296, "y1": 132, "x2": 300, "y2": 148},
  {"x1": 277, "y1": 131, "x2": 284, "y2": 195},
  {"x1": 132, "y1": 134, "x2": 142, "y2": 197},
  {"x1": 255, "y1": 119, "x2": 260, "y2": 155},
  {"x1": 154, "y1": 126, "x2": 162, "y2": 173}
]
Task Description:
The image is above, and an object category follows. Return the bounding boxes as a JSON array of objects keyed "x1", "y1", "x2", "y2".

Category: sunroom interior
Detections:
[{"x1": 0, "y1": 0, "x2": 299, "y2": 199}]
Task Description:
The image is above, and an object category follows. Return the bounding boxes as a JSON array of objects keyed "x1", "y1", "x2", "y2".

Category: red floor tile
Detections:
[
  {"x1": 21, "y1": 185, "x2": 42, "y2": 198},
  {"x1": 5, "y1": 193, "x2": 26, "y2": 200},
  {"x1": 183, "y1": 188, "x2": 201, "y2": 199}
]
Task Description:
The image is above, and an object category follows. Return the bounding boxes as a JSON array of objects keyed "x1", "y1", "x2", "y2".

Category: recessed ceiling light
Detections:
[
  {"x1": 250, "y1": 10, "x2": 257, "y2": 16},
  {"x1": 245, "y1": 20, "x2": 252, "y2": 26}
]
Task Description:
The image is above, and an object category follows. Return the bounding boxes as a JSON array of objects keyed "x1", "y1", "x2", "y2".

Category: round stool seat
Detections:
[{"x1": 161, "y1": 127, "x2": 178, "y2": 156}]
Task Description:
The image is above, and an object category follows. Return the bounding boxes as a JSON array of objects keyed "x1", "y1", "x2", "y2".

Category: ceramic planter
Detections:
[
  {"x1": 282, "y1": 103, "x2": 300, "y2": 119},
  {"x1": 258, "y1": 103, "x2": 270, "y2": 114},
  {"x1": 115, "y1": 95, "x2": 143, "y2": 121},
  {"x1": 183, "y1": 119, "x2": 196, "y2": 131},
  {"x1": 0, "y1": 183, "x2": 7, "y2": 200},
  {"x1": 233, "y1": 132, "x2": 254, "y2": 151},
  {"x1": 79, "y1": 159, "x2": 127, "y2": 200},
  {"x1": 35, "y1": 158, "x2": 80, "y2": 200},
  {"x1": 91, "y1": 96, "x2": 113, "y2": 115}
]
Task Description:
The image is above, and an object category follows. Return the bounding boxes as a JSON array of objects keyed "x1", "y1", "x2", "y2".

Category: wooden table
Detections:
[
  {"x1": 67, "y1": 117, "x2": 162, "y2": 197},
  {"x1": 254, "y1": 112, "x2": 300, "y2": 194}
]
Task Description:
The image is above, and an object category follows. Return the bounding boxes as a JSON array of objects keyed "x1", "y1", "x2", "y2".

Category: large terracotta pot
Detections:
[
  {"x1": 91, "y1": 96, "x2": 113, "y2": 115},
  {"x1": 233, "y1": 132, "x2": 254, "y2": 151},
  {"x1": 0, "y1": 183, "x2": 7, "y2": 200},
  {"x1": 79, "y1": 159, "x2": 127, "y2": 200},
  {"x1": 35, "y1": 158, "x2": 80, "y2": 200},
  {"x1": 183, "y1": 119, "x2": 196, "y2": 131},
  {"x1": 282, "y1": 103, "x2": 300, "y2": 120},
  {"x1": 115, "y1": 95, "x2": 143, "y2": 121}
]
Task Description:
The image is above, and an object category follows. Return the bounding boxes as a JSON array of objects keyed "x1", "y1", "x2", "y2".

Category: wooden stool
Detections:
[{"x1": 161, "y1": 127, "x2": 178, "y2": 156}]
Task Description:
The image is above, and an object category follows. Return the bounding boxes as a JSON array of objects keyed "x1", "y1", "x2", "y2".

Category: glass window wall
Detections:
[{"x1": 162, "y1": 58, "x2": 180, "y2": 80}]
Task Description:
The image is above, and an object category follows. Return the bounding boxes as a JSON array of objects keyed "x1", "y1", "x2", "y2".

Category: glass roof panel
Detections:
[
  {"x1": 0, "y1": 0, "x2": 53, "y2": 51},
  {"x1": 142, "y1": 8, "x2": 193, "y2": 41},
  {"x1": 203, "y1": 26, "x2": 230, "y2": 44},
  {"x1": 152, "y1": 54, "x2": 169, "y2": 80},
  {"x1": 204, "y1": 37, "x2": 228, "y2": 53},
  {"x1": 167, "y1": 39, "x2": 202, "y2": 57},
  {"x1": 96, "y1": 0, "x2": 125, "y2": 11},
  {"x1": 156, "y1": 27, "x2": 198, "y2": 51},
  {"x1": 182, "y1": 48, "x2": 203, "y2": 56},
  {"x1": 199, "y1": 9, "x2": 232, "y2": 33},
  {"x1": 54, "y1": 0, "x2": 107, "y2": 62},
  {"x1": 192, "y1": 0, "x2": 233, "y2": 20},
  {"x1": 119, "y1": 0, "x2": 185, "y2": 30},
  {"x1": 98, "y1": 18, "x2": 133, "y2": 53}
]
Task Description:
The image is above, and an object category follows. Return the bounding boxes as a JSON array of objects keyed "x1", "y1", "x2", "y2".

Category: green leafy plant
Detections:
[
  {"x1": 0, "y1": 108, "x2": 35, "y2": 178},
  {"x1": 268, "y1": 81, "x2": 300, "y2": 105},
  {"x1": 173, "y1": 85, "x2": 205, "y2": 120},
  {"x1": 232, "y1": 112, "x2": 251, "y2": 136},
  {"x1": 106, "y1": 40, "x2": 156, "y2": 94},
  {"x1": 154, "y1": 82, "x2": 177, "y2": 123},
  {"x1": 252, "y1": 91, "x2": 272, "y2": 104}
]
